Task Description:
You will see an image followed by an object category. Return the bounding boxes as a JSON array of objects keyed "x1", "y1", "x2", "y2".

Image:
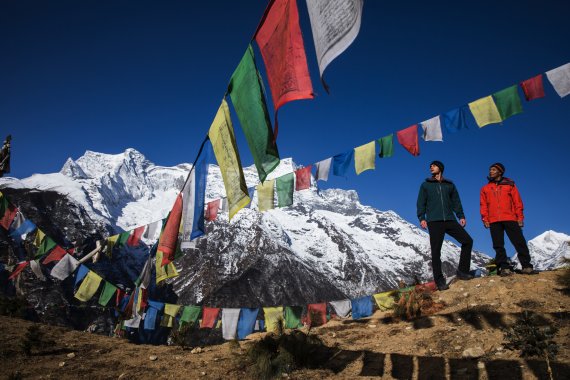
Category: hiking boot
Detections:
[
  {"x1": 436, "y1": 280, "x2": 449, "y2": 291},
  {"x1": 521, "y1": 267, "x2": 538, "y2": 275},
  {"x1": 499, "y1": 268, "x2": 513, "y2": 277},
  {"x1": 456, "y1": 270, "x2": 474, "y2": 280}
]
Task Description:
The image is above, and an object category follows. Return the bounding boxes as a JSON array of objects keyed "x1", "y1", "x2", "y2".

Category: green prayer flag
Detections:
[
  {"x1": 276, "y1": 173, "x2": 294, "y2": 208},
  {"x1": 35, "y1": 236, "x2": 57, "y2": 258},
  {"x1": 180, "y1": 305, "x2": 201, "y2": 330},
  {"x1": 378, "y1": 134, "x2": 394, "y2": 158},
  {"x1": 228, "y1": 45, "x2": 280, "y2": 182},
  {"x1": 98, "y1": 281, "x2": 117, "y2": 307},
  {"x1": 117, "y1": 231, "x2": 130, "y2": 246},
  {"x1": 493, "y1": 85, "x2": 523, "y2": 120},
  {"x1": 284, "y1": 306, "x2": 303, "y2": 329}
]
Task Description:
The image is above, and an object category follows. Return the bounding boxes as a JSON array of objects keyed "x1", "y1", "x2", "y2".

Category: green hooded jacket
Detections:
[{"x1": 417, "y1": 177, "x2": 465, "y2": 222}]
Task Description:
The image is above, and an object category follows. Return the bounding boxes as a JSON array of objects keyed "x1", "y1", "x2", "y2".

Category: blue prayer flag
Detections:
[
  {"x1": 9, "y1": 219, "x2": 36, "y2": 242},
  {"x1": 237, "y1": 308, "x2": 259, "y2": 340},
  {"x1": 442, "y1": 106, "x2": 468, "y2": 133},
  {"x1": 333, "y1": 150, "x2": 354, "y2": 177},
  {"x1": 351, "y1": 295, "x2": 373, "y2": 320},
  {"x1": 144, "y1": 300, "x2": 165, "y2": 330},
  {"x1": 74, "y1": 265, "x2": 89, "y2": 287}
]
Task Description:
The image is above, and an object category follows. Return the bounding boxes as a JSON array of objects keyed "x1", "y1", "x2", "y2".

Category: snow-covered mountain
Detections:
[{"x1": 513, "y1": 230, "x2": 570, "y2": 270}]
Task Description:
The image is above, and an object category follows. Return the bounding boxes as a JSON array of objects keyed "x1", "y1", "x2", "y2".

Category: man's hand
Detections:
[
  {"x1": 483, "y1": 221, "x2": 490, "y2": 229},
  {"x1": 420, "y1": 220, "x2": 427, "y2": 229},
  {"x1": 459, "y1": 218, "x2": 467, "y2": 227},
  {"x1": 518, "y1": 220, "x2": 524, "y2": 227}
]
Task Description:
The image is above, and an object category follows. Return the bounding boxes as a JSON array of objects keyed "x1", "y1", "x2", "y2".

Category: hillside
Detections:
[{"x1": 1, "y1": 269, "x2": 568, "y2": 379}]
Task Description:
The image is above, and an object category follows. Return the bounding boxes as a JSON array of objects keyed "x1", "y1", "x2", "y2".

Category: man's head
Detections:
[
  {"x1": 489, "y1": 162, "x2": 505, "y2": 179},
  {"x1": 430, "y1": 160, "x2": 444, "y2": 175}
]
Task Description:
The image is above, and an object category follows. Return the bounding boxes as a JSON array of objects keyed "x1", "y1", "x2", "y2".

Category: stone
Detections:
[
  {"x1": 463, "y1": 292, "x2": 469, "y2": 297},
  {"x1": 475, "y1": 284, "x2": 481, "y2": 288},
  {"x1": 462, "y1": 347, "x2": 485, "y2": 358},
  {"x1": 67, "y1": 352, "x2": 76, "y2": 359},
  {"x1": 201, "y1": 372, "x2": 206, "y2": 376},
  {"x1": 59, "y1": 362, "x2": 65, "y2": 367},
  {"x1": 149, "y1": 355, "x2": 158, "y2": 361},
  {"x1": 191, "y1": 347, "x2": 203, "y2": 354},
  {"x1": 454, "y1": 346, "x2": 462, "y2": 350},
  {"x1": 118, "y1": 373, "x2": 127, "y2": 379},
  {"x1": 368, "y1": 324, "x2": 377, "y2": 328},
  {"x1": 477, "y1": 362, "x2": 485, "y2": 369}
]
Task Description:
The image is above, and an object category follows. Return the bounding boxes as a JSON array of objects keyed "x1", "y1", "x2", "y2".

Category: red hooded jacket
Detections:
[{"x1": 480, "y1": 177, "x2": 524, "y2": 223}]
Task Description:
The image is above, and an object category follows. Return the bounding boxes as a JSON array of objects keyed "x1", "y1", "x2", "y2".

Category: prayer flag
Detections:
[
  {"x1": 208, "y1": 100, "x2": 250, "y2": 220},
  {"x1": 350, "y1": 296, "x2": 373, "y2": 319},
  {"x1": 396, "y1": 125, "x2": 420, "y2": 156},
  {"x1": 545, "y1": 62, "x2": 570, "y2": 97},
  {"x1": 378, "y1": 134, "x2": 394, "y2": 158},
  {"x1": 468, "y1": 96, "x2": 502, "y2": 127},
  {"x1": 144, "y1": 300, "x2": 164, "y2": 330},
  {"x1": 284, "y1": 306, "x2": 303, "y2": 329},
  {"x1": 354, "y1": 141, "x2": 376, "y2": 175},
  {"x1": 9, "y1": 219, "x2": 36, "y2": 243},
  {"x1": 306, "y1": 0, "x2": 363, "y2": 91},
  {"x1": 373, "y1": 291, "x2": 395, "y2": 311},
  {"x1": 124, "y1": 314, "x2": 142, "y2": 329},
  {"x1": 222, "y1": 308, "x2": 241, "y2": 340},
  {"x1": 29, "y1": 260, "x2": 45, "y2": 281},
  {"x1": 0, "y1": 193, "x2": 17, "y2": 230},
  {"x1": 8, "y1": 261, "x2": 28, "y2": 280},
  {"x1": 161, "y1": 304, "x2": 182, "y2": 328},
  {"x1": 306, "y1": 303, "x2": 327, "y2": 327},
  {"x1": 329, "y1": 299, "x2": 351, "y2": 318},
  {"x1": 237, "y1": 308, "x2": 259, "y2": 340},
  {"x1": 42, "y1": 245, "x2": 67, "y2": 265},
  {"x1": 295, "y1": 166, "x2": 312, "y2": 191},
  {"x1": 50, "y1": 254, "x2": 80, "y2": 280},
  {"x1": 263, "y1": 307, "x2": 284, "y2": 333},
  {"x1": 144, "y1": 220, "x2": 161, "y2": 241},
  {"x1": 99, "y1": 281, "x2": 117, "y2": 307},
  {"x1": 314, "y1": 158, "x2": 332, "y2": 181},
  {"x1": 493, "y1": 85, "x2": 523, "y2": 120},
  {"x1": 228, "y1": 45, "x2": 280, "y2": 182},
  {"x1": 74, "y1": 271, "x2": 103, "y2": 302},
  {"x1": 276, "y1": 173, "x2": 294, "y2": 208},
  {"x1": 155, "y1": 250, "x2": 178, "y2": 284},
  {"x1": 106, "y1": 234, "x2": 119, "y2": 257},
  {"x1": 421, "y1": 116, "x2": 443, "y2": 142},
  {"x1": 205, "y1": 200, "x2": 221, "y2": 222},
  {"x1": 35, "y1": 236, "x2": 57, "y2": 258},
  {"x1": 8, "y1": 210, "x2": 24, "y2": 232},
  {"x1": 74, "y1": 265, "x2": 89, "y2": 287},
  {"x1": 158, "y1": 194, "x2": 183, "y2": 265},
  {"x1": 127, "y1": 226, "x2": 145, "y2": 247},
  {"x1": 201, "y1": 307, "x2": 220, "y2": 329},
  {"x1": 257, "y1": 179, "x2": 275, "y2": 212},
  {"x1": 442, "y1": 107, "x2": 469, "y2": 133},
  {"x1": 333, "y1": 150, "x2": 354, "y2": 177},
  {"x1": 180, "y1": 305, "x2": 201, "y2": 330},
  {"x1": 520, "y1": 74, "x2": 545, "y2": 101},
  {"x1": 255, "y1": 0, "x2": 314, "y2": 139},
  {"x1": 137, "y1": 255, "x2": 152, "y2": 289},
  {"x1": 33, "y1": 229, "x2": 45, "y2": 248}
]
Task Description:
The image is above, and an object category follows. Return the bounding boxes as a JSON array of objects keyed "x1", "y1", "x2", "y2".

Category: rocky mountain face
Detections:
[
  {"x1": 513, "y1": 230, "x2": 570, "y2": 270},
  {"x1": 0, "y1": 149, "x2": 565, "y2": 309}
]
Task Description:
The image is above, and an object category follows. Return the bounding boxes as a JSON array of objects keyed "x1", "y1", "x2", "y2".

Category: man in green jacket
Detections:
[{"x1": 417, "y1": 161, "x2": 474, "y2": 291}]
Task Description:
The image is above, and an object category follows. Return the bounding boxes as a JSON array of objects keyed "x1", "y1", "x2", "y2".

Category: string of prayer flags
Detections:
[
  {"x1": 284, "y1": 306, "x2": 303, "y2": 329},
  {"x1": 350, "y1": 295, "x2": 373, "y2": 319},
  {"x1": 200, "y1": 307, "x2": 220, "y2": 329},
  {"x1": 468, "y1": 96, "x2": 502, "y2": 127},
  {"x1": 161, "y1": 304, "x2": 182, "y2": 328},
  {"x1": 306, "y1": 0, "x2": 364, "y2": 92},
  {"x1": 545, "y1": 62, "x2": 570, "y2": 98},
  {"x1": 42, "y1": 245, "x2": 67, "y2": 265},
  {"x1": 354, "y1": 141, "x2": 375, "y2": 175},
  {"x1": 373, "y1": 291, "x2": 395, "y2": 311},
  {"x1": 222, "y1": 308, "x2": 241, "y2": 340},
  {"x1": 306, "y1": 303, "x2": 327, "y2": 326},
  {"x1": 127, "y1": 226, "x2": 145, "y2": 247},
  {"x1": 377, "y1": 134, "x2": 394, "y2": 158},
  {"x1": 442, "y1": 106, "x2": 469, "y2": 133},
  {"x1": 493, "y1": 85, "x2": 523, "y2": 120},
  {"x1": 8, "y1": 261, "x2": 28, "y2": 280},
  {"x1": 295, "y1": 166, "x2": 312, "y2": 191},
  {"x1": 180, "y1": 305, "x2": 201, "y2": 330},
  {"x1": 255, "y1": 0, "x2": 314, "y2": 140},
  {"x1": 205, "y1": 200, "x2": 221, "y2": 222},
  {"x1": 74, "y1": 270, "x2": 103, "y2": 302},
  {"x1": 263, "y1": 306, "x2": 284, "y2": 333},
  {"x1": 74, "y1": 265, "x2": 89, "y2": 287},
  {"x1": 276, "y1": 173, "x2": 294, "y2": 207},
  {"x1": 158, "y1": 194, "x2": 183, "y2": 266},
  {"x1": 329, "y1": 299, "x2": 351, "y2": 318},
  {"x1": 332, "y1": 150, "x2": 354, "y2": 177},
  {"x1": 155, "y1": 250, "x2": 179, "y2": 284},
  {"x1": 144, "y1": 300, "x2": 164, "y2": 330},
  {"x1": 421, "y1": 116, "x2": 443, "y2": 142},
  {"x1": 520, "y1": 74, "x2": 545, "y2": 101},
  {"x1": 0, "y1": 192, "x2": 17, "y2": 230},
  {"x1": 257, "y1": 179, "x2": 275, "y2": 212},
  {"x1": 314, "y1": 158, "x2": 332, "y2": 181},
  {"x1": 396, "y1": 125, "x2": 420, "y2": 156},
  {"x1": 228, "y1": 45, "x2": 280, "y2": 183},
  {"x1": 237, "y1": 308, "x2": 259, "y2": 340},
  {"x1": 50, "y1": 254, "x2": 80, "y2": 280},
  {"x1": 99, "y1": 281, "x2": 118, "y2": 307},
  {"x1": 208, "y1": 99, "x2": 250, "y2": 220}
]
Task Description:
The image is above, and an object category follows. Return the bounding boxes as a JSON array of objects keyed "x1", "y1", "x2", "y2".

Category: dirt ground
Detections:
[{"x1": 1, "y1": 269, "x2": 569, "y2": 379}]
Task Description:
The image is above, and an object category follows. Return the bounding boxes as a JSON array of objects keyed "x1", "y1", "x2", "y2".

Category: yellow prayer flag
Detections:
[
  {"x1": 208, "y1": 99, "x2": 251, "y2": 220},
  {"x1": 354, "y1": 141, "x2": 376, "y2": 175},
  {"x1": 156, "y1": 250, "x2": 179, "y2": 284},
  {"x1": 74, "y1": 271, "x2": 103, "y2": 302},
  {"x1": 161, "y1": 315, "x2": 174, "y2": 328},
  {"x1": 33, "y1": 229, "x2": 45, "y2": 247},
  {"x1": 257, "y1": 180, "x2": 275, "y2": 212},
  {"x1": 468, "y1": 96, "x2": 502, "y2": 127},
  {"x1": 107, "y1": 235, "x2": 119, "y2": 257},
  {"x1": 373, "y1": 291, "x2": 396, "y2": 311},
  {"x1": 263, "y1": 306, "x2": 284, "y2": 333},
  {"x1": 165, "y1": 303, "x2": 181, "y2": 317}
]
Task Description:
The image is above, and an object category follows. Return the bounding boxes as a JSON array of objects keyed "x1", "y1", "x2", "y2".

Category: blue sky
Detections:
[{"x1": 1, "y1": 0, "x2": 569, "y2": 257}]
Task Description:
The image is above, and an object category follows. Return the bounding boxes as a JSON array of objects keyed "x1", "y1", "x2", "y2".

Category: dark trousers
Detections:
[
  {"x1": 427, "y1": 221, "x2": 473, "y2": 281},
  {"x1": 490, "y1": 221, "x2": 533, "y2": 269}
]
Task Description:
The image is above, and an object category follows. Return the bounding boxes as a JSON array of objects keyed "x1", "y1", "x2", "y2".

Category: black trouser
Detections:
[
  {"x1": 427, "y1": 221, "x2": 473, "y2": 281},
  {"x1": 490, "y1": 221, "x2": 533, "y2": 269}
]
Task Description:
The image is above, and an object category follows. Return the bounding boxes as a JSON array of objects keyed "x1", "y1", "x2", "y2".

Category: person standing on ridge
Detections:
[
  {"x1": 417, "y1": 161, "x2": 474, "y2": 291},
  {"x1": 480, "y1": 163, "x2": 535, "y2": 276},
  {"x1": 0, "y1": 135, "x2": 11, "y2": 177}
]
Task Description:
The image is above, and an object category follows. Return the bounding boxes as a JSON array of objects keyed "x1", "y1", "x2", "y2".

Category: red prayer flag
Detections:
[
  {"x1": 127, "y1": 226, "x2": 145, "y2": 247},
  {"x1": 305, "y1": 303, "x2": 327, "y2": 327},
  {"x1": 255, "y1": 0, "x2": 314, "y2": 140},
  {"x1": 42, "y1": 245, "x2": 68, "y2": 265},
  {"x1": 397, "y1": 125, "x2": 420, "y2": 156},
  {"x1": 123, "y1": 291, "x2": 136, "y2": 317},
  {"x1": 158, "y1": 194, "x2": 183, "y2": 265},
  {"x1": 200, "y1": 307, "x2": 220, "y2": 329},
  {"x1": 139, "y1": 288, "x2": 148, "y2": 311},
  {"x1": 520, "y1": 74, "x2": 545, "y2": 101},
  {"x1": 295, "y1": 165, "x2": 312, "y2": 191},
  {"x1": 0, "y1": 204, "x2": 18, "y2": 230},
  {"x1": 8, "y1": 261, "x2": 29, "y2": 280},
  {"x1": 205, "y1": 199, "x2": 221, "y2": 222},
  {"x1": 116, "y1": 289, "x2": 126, "y2": 307}
]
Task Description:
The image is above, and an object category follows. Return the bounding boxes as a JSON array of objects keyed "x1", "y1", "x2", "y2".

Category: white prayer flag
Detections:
[
  {"x1": 546, "y1": 62, "x2": 570, "y2": 98},
  {"x1": 329, "y1": 299, "x2": 352, "y2": 318},
  {"x1": 222, "y1": 308, "x2": 241, "y2": 340},
  {"x1": 421, "y1": 116, "x2": 443, "y2": 142},
  {"x1": 315, "y1": 158, "x2": 332, "y2": 181},
  {"x1": 50, "y1": 254, "x2": 80, "y2": 281}
]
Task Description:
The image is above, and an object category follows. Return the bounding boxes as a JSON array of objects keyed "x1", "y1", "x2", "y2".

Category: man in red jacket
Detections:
[{"x1": 480, "y1": 163, "x2": 534, "y2": 276}]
